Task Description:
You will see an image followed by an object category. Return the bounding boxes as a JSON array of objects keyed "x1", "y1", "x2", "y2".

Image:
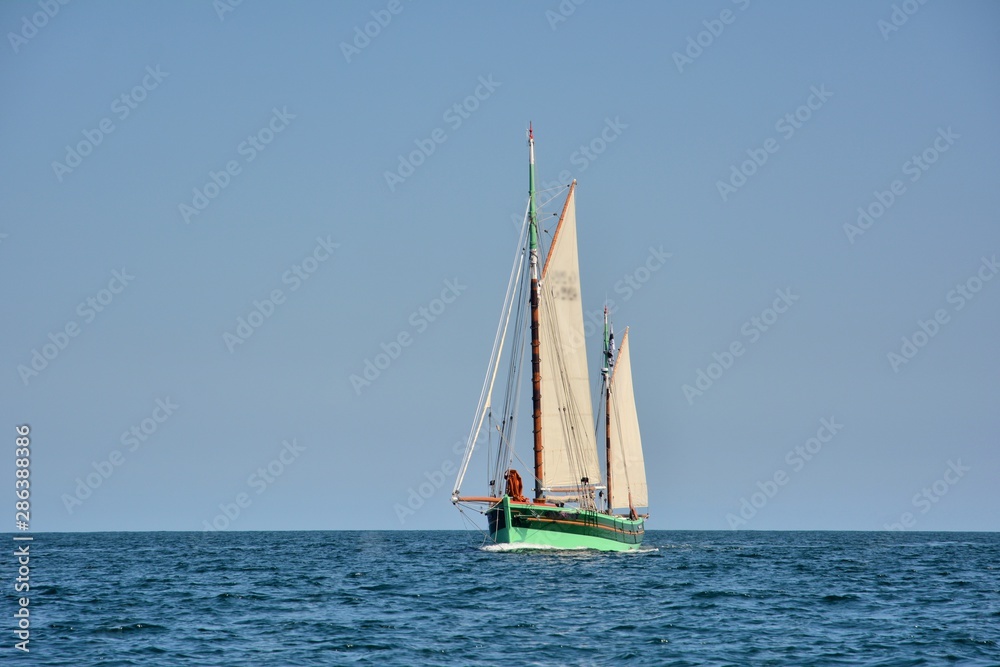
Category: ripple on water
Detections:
[
  {"x1": 29, "y1": 530, "x2": 1000, "y2": 666},
  {"x1": 93, "y1": 622, "x2": 169, "y2": 635}
]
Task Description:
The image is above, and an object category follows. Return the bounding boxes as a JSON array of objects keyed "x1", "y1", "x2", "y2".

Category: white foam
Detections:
[{"x1": 480, "y1": 542, "x2": 591, "y2": 552}]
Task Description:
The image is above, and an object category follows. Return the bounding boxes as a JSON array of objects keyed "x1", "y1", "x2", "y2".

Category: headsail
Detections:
[
  {"x1": 609, "y1": 328, "x2": 648, "y2": 508},
  {"x1": 538, "y1": 183, "x2": 603, "y2": 489}
]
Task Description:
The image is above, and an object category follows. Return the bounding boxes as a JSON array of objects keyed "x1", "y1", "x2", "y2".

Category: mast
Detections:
[
  {"x1": 603, "y1": 306, "x2": 612, "y2": 513},
  {"x1": 528, "y1": 123, "x2": 544, "y2": 501}
]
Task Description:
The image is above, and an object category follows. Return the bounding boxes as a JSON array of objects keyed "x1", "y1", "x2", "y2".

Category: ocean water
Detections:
[{"x1": 10, "y1": 530, "x2": 999, "y2": 665}]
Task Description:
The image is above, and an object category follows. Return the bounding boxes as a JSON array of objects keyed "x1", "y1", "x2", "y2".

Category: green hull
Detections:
[{"x1": 486, "y1": 495, "x2": 643, "y2": 552}]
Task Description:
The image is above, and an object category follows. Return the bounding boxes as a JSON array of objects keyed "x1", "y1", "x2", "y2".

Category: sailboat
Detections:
[{"x1": 452, "y1": 126, "x2": 648, "y2": 551}]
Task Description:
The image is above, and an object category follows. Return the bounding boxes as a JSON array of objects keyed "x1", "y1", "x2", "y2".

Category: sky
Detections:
[{"x1": 1, "y1": 1, "x2": 998, "y2": 532}]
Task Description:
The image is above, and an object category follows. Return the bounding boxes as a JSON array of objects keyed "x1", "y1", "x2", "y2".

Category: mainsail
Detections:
[
  {"x1": 609, "y1": 328, "x2": 648, "y2": 508},
  {"x1": 538, "y1": 184, "x2": 603, "y2": 489}
]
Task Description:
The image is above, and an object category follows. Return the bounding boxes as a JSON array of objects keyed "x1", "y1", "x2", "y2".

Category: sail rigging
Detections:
[{"x1": 453, "y1": 203, "x2": 531, "y2": 498}]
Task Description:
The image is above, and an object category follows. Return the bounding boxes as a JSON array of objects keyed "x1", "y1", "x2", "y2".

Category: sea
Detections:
[{"x1": 8, "y1": 530, "x2": 998, "y2": 666}]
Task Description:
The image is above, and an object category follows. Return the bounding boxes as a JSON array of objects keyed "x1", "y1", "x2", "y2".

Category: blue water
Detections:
[{"x1": 9, "y1": 531, "x2": 999, "y2": 665}]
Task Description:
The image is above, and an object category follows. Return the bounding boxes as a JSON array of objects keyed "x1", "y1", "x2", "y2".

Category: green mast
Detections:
[
  {"x1": 528, "y1": 124, "x2": 539, "y2": 252},
  {"x1": 528, "y1": 124, "x2": 544, "y2": 501}
]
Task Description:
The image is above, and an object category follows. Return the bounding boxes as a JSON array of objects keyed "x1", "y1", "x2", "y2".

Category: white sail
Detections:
[
  {"x1": 538, "y1": 183, "x2": 603, "y2": 488},
  {"x1": 609, "y1": 328, "x2": 648, "y2": 508}
]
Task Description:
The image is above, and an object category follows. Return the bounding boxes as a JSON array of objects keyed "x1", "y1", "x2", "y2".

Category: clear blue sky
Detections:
[{"x1": 2, "y1": 1, "x2": 997, "y2": 532}]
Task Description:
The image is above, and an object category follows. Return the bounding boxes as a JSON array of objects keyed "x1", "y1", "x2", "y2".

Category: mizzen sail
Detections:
[{"x1": 609, "y1": 328, "x2": 648, "y2": 508}]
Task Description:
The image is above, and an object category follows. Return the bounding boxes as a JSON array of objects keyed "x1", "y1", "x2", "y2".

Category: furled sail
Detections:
[
  {"x1": 609, "y1": 328, "x2": 648, "y2": 508},
  {"x1": 538, "y1": 184, "x2": 603, "y2": 488}
]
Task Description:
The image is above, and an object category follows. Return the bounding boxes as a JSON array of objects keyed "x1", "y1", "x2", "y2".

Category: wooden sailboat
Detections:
[{"x1": 452, "y1": 126, "x2": 648, "y2": 551}]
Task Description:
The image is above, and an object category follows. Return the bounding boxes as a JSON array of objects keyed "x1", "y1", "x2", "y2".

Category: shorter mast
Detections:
[
  {"x1": 601, "y1": 305, "x2": 615, "y2": 514},
  {"x1": 607, "y1": 327, "x2": 648, "y2": 512},
  {"x1": 603, "y1": 305, "x2": 613, "y2": 513}
]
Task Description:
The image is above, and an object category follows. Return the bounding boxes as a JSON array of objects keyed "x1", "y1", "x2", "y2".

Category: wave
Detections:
[{"x1": 94, "y1": 622, "x2": 168, "y2": 635}]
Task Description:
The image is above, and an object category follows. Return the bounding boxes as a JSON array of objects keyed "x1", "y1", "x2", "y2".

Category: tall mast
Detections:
[
  {"x1": 603, "y1": 305, "x2": 613, "y2": 513},
  {"x1": 528, "y1": 123, "x2": 544, "y2": 501}
]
